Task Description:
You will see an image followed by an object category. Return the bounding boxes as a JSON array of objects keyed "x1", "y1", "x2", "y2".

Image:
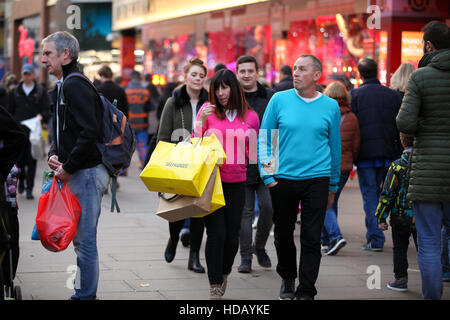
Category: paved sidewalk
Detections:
[{"x1": 13, "y1": 155, "x2": 450, "y2": 300}]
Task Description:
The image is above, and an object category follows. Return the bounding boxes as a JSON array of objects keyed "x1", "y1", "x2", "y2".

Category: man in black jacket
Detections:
[
  {"x1": 236, "y1": 55, "x2": 274, "y2": 273},
  {"x1": 351, "y1": 59, "x2": 403, "y2": 252},
  {"x1": 7, "y1": 64, "x2": 51, "y2": 199},
  {"x1": 273, "y1": 65, "x2": 293, "y2": 92},
  {"x1": 41, "y1": 31, "x2": 109, "y2": 300},
  {"x1": 97, "y1": 65, "x2": 129, "y2": 116}
]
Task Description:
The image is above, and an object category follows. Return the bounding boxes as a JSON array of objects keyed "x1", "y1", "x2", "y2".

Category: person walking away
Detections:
[
  {"x1": 157, "y1": 58, "x2": 208, "y2": 273},
  {"x1": 41, "y1": 31, "x2": 110, "y2": 300},
  {"x1": 258, "y1": 55, "x2": 341, "y2": 300},
  {"x1": 235, "y1": 55, "x2": 274, "y2": 273},
  {"x1": 351, "y1": 58, "x2": 403, "y2": 252},
  {"x1": 194, "y1": 69, "x2": 259, "y2": 299},
  {"x1": 396, "y1": 21, "x2": 450, "y2": 300},
  {"x1": 321, "y1": 81, "x2": 360, "y2": 256},
  {"x1": 273, "y1": 65, "x2": 293, "y2": 92},
  {"x1": 375, "y1": 133, "x2": 417, "y2": 292},
  {"x1": 97, "y1": 65, "x2": 129, "y2": 116},
  {"x1": 390, "y1": 63, "x2": 415, "y2": 99},
  {"x1": 7, "y1": 64, "x2": 51, "y2": 199},
  {"x1": 125, "y1": 71, "x2": 152, "y2": 168}
]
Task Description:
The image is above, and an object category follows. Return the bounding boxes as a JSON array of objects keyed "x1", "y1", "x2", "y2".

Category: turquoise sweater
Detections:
[{"x1": 258, "y1": 89, "x2": 341, "y2": 191}]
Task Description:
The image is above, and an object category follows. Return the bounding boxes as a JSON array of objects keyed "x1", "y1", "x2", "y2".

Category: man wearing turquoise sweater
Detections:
[{"x1": 258, "y1": 55, "x2": 341, "y2": 300}]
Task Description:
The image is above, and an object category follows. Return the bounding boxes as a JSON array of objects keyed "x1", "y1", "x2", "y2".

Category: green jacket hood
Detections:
[{"x1": 419, "y1": 49, "x2": 450, "y2": 70}]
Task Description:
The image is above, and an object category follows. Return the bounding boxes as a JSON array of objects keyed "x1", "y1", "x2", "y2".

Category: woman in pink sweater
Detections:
[{"x1": 194, "y1": 69, "x2": 260, "y2": 299}]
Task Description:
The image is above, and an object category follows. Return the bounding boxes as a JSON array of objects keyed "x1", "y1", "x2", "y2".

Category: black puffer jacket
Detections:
[{"x1": 48, "y1": 59, "x2": 103, "y2": 174}]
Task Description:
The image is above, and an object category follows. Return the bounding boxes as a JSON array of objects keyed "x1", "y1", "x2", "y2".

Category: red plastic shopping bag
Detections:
[{"x1": 36, "y1": 177, "x2": 81, "y2": 252}]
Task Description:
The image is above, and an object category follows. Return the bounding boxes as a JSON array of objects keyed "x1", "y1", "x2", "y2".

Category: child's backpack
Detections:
[{"x1": 61, "y1": 73, "x2": 136, "y2": 212}]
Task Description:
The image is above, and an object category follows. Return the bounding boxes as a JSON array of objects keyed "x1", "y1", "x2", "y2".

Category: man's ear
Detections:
[
  {"x1": 425, "y1": 40, "x2": 436, "y2": 53},
  {"x1": 62, "y1": 48, "x2": 71, "y2": 60},
  {"x1": 314, "y1": 70, "x2": 322, "y2": 82}
]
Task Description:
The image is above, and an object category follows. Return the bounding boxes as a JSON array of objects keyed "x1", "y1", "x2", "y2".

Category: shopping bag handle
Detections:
[{"x1": 158, "y1": 192, "x2": 181, "y2": 202}]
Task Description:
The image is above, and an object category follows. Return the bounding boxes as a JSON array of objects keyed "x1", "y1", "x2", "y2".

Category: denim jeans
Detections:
[
  {"x1": 413, "y1": 201, "x2": 450, "y2": 300},
  {"x1": 357, "y1": 167, "x2": 387, "y2": 248},
  {"x1": 239, "y1": 182, "x2": 273, "y2": 260},
  {"x1": 135, "y1": 130, "x2": 149, "y2": 167},
  {"x1": 442, "y1": 225, "x2": 450, "y2": 273},
  {"x1": 66, "y1": 164, "x2": 109, "y2": 300},
  {"x1": 322, "y1": 171, "x2": 350, "y2": 244}
]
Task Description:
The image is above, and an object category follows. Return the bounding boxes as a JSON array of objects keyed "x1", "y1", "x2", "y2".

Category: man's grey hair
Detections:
[
  {"x1": 42, "y1": 31, "x2": 79, "y2": 61},
  {"x1": 300, "y1": 54, "x2": 322, "y2": 73}
]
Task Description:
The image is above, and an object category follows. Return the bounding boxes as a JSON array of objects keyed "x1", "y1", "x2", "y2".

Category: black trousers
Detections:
[
  {"x1": 270, "y1": 177, "x2": 329, "y2": 298},
  {"x1": 391, "y1": 224, "x2": 418, "y2": 279},
  {"x1": 203, "y1": 182, "x2": 246, "y2": 285},
  {"x1": 168, "y1": 218, "x2": 204, "y2": 252},
  {"x1": 18, "y1": 142, "x2": 37, "y2": 192}
]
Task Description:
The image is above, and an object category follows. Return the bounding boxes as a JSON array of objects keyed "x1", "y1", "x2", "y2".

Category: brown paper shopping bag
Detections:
[{"x1": 156, "y1": 167, "x2": 217, "y2": 222}]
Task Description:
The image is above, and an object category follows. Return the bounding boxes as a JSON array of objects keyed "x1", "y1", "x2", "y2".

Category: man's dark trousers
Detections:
[{"x1": 270, "y1": 177, "x2": 329, "y2": 298}]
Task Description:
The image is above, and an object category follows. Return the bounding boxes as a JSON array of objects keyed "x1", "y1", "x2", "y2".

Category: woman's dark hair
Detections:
[{"x1": 209, "y1": 69, "x2": 251, "y2": 121}]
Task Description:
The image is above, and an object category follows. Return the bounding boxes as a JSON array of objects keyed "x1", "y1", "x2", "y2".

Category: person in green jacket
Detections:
[{"x1": 396, "y1": 20, "x2": 450, "y2": 300}]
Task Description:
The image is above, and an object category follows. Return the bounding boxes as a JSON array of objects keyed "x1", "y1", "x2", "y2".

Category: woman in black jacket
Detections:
[{"x1": 157, "y1": 58, "x2": 209, "y2": 273}]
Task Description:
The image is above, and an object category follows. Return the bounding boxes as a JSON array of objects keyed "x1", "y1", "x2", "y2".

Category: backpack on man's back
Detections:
[{"x1": 61, "y1": 73, "x2": 136, "y2": 212}]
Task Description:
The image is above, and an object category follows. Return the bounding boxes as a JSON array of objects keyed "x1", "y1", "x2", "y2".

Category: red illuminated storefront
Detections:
[{"x1": 114, "y1": 0, "x2": 449, "y2": 87}]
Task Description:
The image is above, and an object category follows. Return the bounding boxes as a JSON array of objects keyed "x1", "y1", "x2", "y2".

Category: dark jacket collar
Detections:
[
  {"x1": 245, "y1": 81, "x2": 269, "y2": 99},
  {"x1": 419, "y1": 48, "x2": 450, "y2": 69},
  {"x1": 62, "y1": 59, "x2": 80, "y2": 79},
  {"x1": 16, "y1": 80, "x2": 37, "y2": 95},
  {"x1": 173, "y1": 84, "x2": 208, "y2": 108},
  {"x1": 361, "y1": 78, "x2": 381, "y2": 86},
  {"x1": 280, "y1": 76, "x2": 293, "y2": 83}
]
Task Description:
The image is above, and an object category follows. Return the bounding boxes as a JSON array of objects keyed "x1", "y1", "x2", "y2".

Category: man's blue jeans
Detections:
[
  {"x1": 414, "y1": 201, "x2": 450, "y2": 300},
  {"x1": 357, "y1": 167, "x2": 387, "y2": 248},
  {"x1": 442, "y1": 225, "x2": 450, "y2": 273},
  {"x1": 66, "y1": 164, "x2": 109, "y2": 300}
]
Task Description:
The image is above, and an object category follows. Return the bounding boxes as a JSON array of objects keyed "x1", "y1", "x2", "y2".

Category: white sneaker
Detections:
[{"x1": 252, "y1": 216, "x2": 259, "y2": 229}]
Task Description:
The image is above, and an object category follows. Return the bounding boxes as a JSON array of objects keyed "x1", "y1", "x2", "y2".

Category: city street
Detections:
[{"x1": 13, "y1": 153, "x2": 450, "y2": 300}]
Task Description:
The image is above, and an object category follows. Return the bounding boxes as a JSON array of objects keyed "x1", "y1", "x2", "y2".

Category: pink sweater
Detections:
[{"x1": 194, "y1": 104, "x2": 260, "y2": 183}]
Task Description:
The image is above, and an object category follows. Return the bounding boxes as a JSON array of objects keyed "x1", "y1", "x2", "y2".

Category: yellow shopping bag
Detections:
[
  {"x1": 140, "y1": 138, "x2": 219, "y2": 196},
  {"x1": 194, "y1": 167, "x2": 226, "y2": 218},
  {"x1": 191, "y1": 134, "x2": 226, "y2": 166}
]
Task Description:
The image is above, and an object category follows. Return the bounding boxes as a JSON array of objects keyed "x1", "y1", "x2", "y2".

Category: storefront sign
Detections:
[
  {"x1": 112, "y1": 0, "x2": 270, "y2": 31},
  {"x1": 401, "y1": 31, "x2": 423, "y2": 68},
  {"x1": 378, "y1": 31, "x2": 388, "y2": 86}
]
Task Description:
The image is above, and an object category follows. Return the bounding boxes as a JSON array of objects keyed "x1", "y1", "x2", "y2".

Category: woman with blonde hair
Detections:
[
  {"x1": 321, "y1": 81, "x2": 360, "y2": 256},
  {"x1": 390, "y1": 63, "x2": 415, "y2": 94}
]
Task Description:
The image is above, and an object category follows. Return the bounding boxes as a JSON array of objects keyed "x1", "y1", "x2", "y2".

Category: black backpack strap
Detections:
[{"x1": 110, "y1": 176, "x2": 120, "y2": 213}]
